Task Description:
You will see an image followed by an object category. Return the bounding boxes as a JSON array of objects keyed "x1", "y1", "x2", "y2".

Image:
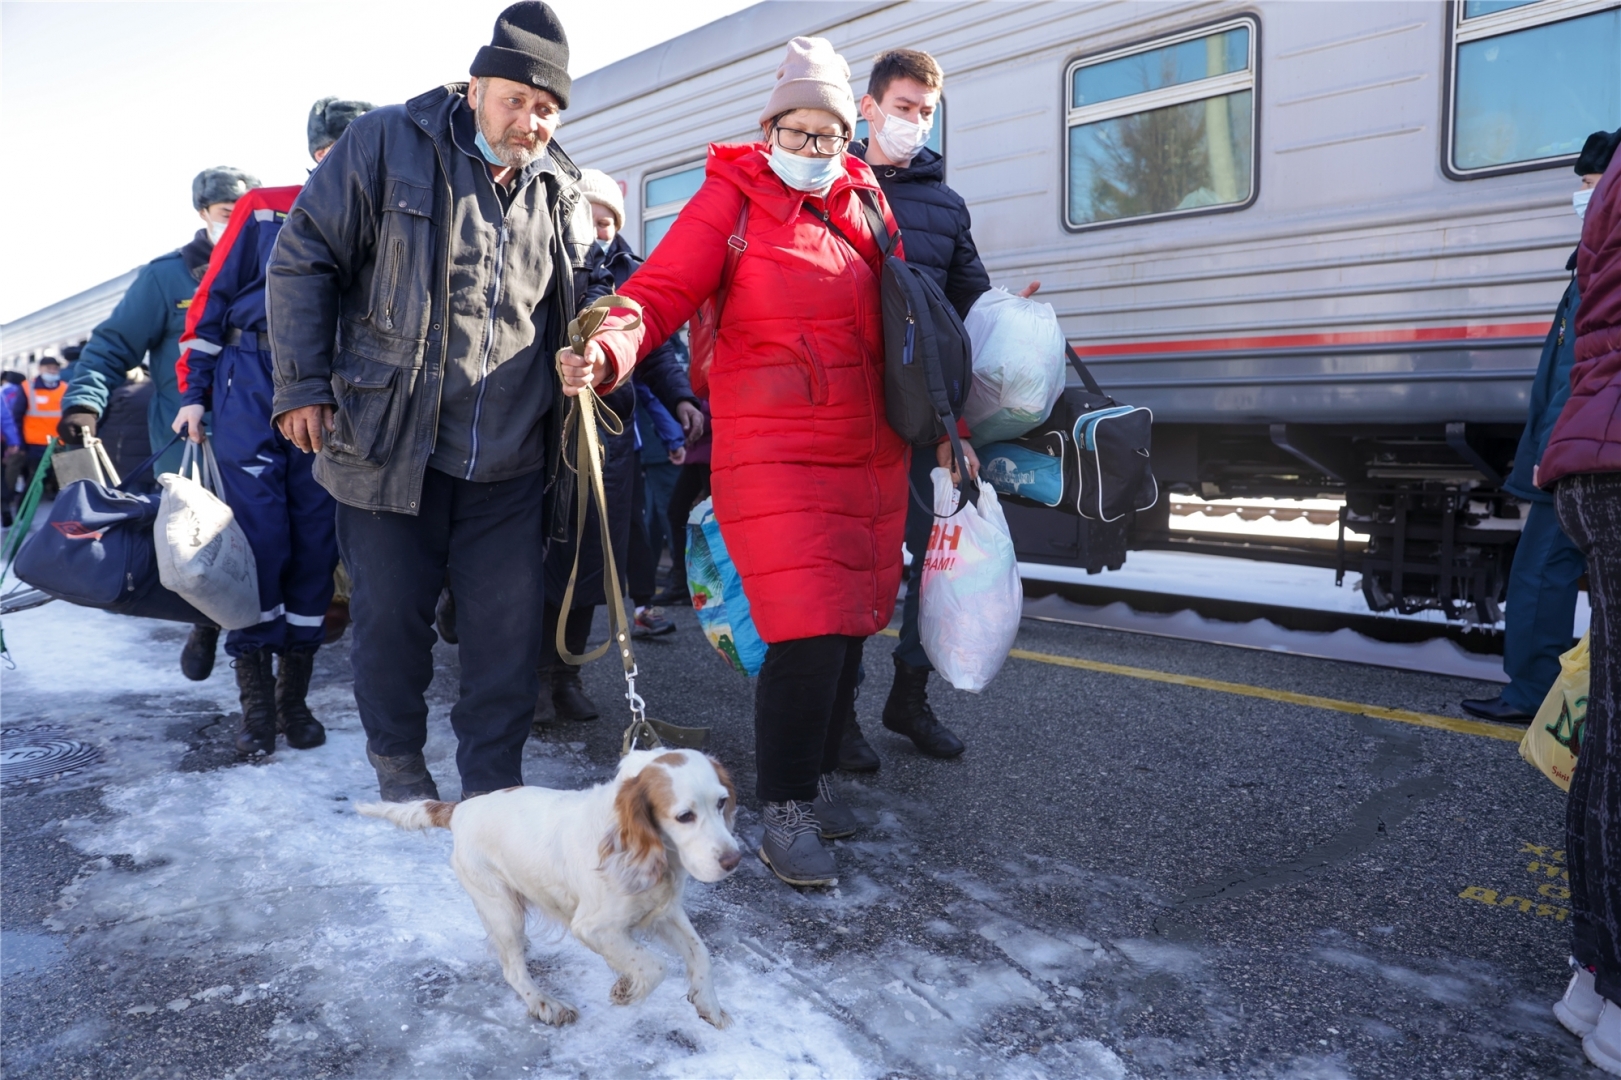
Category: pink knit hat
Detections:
[{"x1": 758, "y1": 36, "x2": 857, "y2": 135}]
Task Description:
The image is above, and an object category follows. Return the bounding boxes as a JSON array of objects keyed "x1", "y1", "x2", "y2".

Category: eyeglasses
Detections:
[{"x1": 773, "y1": 125, "x2": 849, "y2": 156}]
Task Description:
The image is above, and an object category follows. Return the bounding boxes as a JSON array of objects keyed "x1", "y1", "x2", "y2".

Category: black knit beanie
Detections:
[
  {"x1": 470, "y1": 1, "x2": 571, "y2": 108},
  {"x1": 308, "y1": 97, "x2": 375, "y2": 158},
  {"x1": 1575, "y1": 129, "x2": 1621, "y2": 176}
]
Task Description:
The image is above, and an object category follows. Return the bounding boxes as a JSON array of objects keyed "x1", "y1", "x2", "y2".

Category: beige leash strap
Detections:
[{"x1": 555, "y1": 295, "x2": 709, "y2": 755}]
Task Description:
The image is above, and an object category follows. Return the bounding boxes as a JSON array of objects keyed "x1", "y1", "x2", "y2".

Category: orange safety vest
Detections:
[{"x1": 22, "y1": 377, "x2": 65, "y2": 446}]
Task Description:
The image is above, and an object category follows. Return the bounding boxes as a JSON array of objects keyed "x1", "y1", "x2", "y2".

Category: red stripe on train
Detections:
[{"x1": 1067, "y1": 322, "x2": 1553, "y2": 357}]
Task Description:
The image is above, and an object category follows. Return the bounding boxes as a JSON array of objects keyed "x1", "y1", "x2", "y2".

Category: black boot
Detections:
[
  {"x1": 275, "y1": 650, "x2": 327, "y2": 750},
  {"x1": 233, "y1": 650, "x2": 278, "y2": 757},
  {"x1": 551, "y1": 665, "x2": 599, "y2": 722},
  {"x1": 838, "y1": 715, "x2": 881, "y2": 772},
  {"x1": 881, "y1": 657, "x2": 965, "y2": 759},
  {"x1": 532, "y1": 664, "x2": 557, "y2": 731},
  {"x1": 181, "y1": 624, "x2": 219, "y2": 681},
  {"x1": 367, "y1": 748, "x2": 440, "y2": 802}
]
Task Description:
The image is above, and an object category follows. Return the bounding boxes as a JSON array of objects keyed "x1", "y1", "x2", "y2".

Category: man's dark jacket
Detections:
[
  {"x1": 1506, "y1": 256, "x2": 1580, "y2": 504},
  {"x1": 267, "y1": 83, "x2": 608, "y2": 516},
  {"x1": 852, "y1": 143, "x2": 990, "y2": 319}
]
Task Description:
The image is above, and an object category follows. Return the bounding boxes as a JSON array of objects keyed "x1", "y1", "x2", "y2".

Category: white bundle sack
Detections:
[
  {"x1": 919, "y1": 468, "x2": 1023, "y2": 692},
  {"x1": 962, "y1": 287, "x2": 1067, "y2": 445},
  {"x1": 155, "y1": 439, "x2": 260, "y2": 630}
]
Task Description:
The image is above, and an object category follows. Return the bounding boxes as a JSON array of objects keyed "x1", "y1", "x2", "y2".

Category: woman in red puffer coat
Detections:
[{"x1": 560, "y1": 37, "x2": 906, "y2": 889}]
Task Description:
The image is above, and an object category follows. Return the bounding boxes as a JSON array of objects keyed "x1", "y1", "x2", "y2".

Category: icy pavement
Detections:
[{"x1": 0, "y1": 599, "x2": 1604, "y2": 1078}]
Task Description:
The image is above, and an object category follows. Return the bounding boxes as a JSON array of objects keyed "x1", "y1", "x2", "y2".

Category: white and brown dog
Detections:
[{"x1": 359, "y1": 748, "x2": 741, "y2": 1028}]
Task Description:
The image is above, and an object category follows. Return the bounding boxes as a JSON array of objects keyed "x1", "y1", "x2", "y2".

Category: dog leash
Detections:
[{"x1": 555, "y1": 294, "x2": 709, "y2": 756}]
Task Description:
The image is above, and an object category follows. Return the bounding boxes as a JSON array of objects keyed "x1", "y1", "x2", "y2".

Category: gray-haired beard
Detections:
[{"x1": 474, "y1": 101, "x2": 544, "y2": 170}]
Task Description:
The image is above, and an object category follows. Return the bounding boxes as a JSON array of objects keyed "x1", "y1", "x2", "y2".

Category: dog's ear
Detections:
[
  {"x1": 707, "y1": 755, "x2": 739, "y2": 830},
  {"x1": 598, "y1": 767, "x2": 669, "y2": 893}
]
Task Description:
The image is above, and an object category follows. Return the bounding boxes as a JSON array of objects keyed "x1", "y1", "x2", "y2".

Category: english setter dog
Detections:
[{"x1": 359, "y1": 748, "x2": 741, "y2": 1027}]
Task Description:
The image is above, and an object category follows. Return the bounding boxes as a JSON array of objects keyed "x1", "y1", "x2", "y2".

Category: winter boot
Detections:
[
  {"x1": 532, "y1": 665, "x2": 557, "y2": 731},
  {"x1": 838, "y1": 715, "x2": 881, "y2": 772},
  {"x1": 881, "y1": 656, "x2": 965, "y2": 758},
  {"x1": 1557, "y1": 962, "x2": 1606, "y2": 1037},
  {"x1": 367, "y1": 747, "x2": 440, "y2": 802},
  {"x1": 233, "y1": 650, "x2": 278, "y2": 757},
  {"x1": 275, "y1": 650, "x2": 326, "y2": 750},
  {"x1": 757, "y1": 800, "x2": 838, "y2": 887},
  {"x1": 811, "y1": 772, "x2": 860, "y2": 840},
  {"x1": 180, "y1": 623, "x2": 220, "y2": 682},
  {"x1": 551, "y1": 665, "x2": 599, "y2": 723},
  {"x1": 1586, "y1": 1000, "x2": 1621, "y2": 1077}
]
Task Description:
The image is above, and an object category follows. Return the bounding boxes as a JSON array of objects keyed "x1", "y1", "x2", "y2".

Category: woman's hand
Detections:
[
  {"x1": 557, "y1": 341, "x2": 609, "y2": 397},
  {"x1": 936, "y1": 439, "x2": 980, "y2": 483},
  {"x1": 675, "y1": 401, "x2": 705, "y2": 442},
  {"x1": 172, "y1": 404, "x2": 206, "y2": 444}
]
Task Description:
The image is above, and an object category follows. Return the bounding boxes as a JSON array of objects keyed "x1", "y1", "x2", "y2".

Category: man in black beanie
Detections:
[{"x1": 267, "y1": 2, "x2": 611, "y2": 802}]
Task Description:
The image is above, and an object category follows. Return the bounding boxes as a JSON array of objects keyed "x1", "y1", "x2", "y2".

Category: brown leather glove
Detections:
[{"x1": 58, "y1": 407, "x2": 98, "y2": 445}]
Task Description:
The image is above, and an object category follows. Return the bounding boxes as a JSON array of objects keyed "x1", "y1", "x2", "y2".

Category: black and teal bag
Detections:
[{"x1": 979, "y1": 345, "x2": 1157, "y2": 522}]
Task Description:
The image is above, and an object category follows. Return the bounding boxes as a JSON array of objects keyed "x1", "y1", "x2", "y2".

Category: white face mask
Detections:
[
  {"x1": 768, "y1": 147, "x2": 844, "y2": 193},
  {"x1": 1574, "y1": 187, "x2": 1594, "y2": 221},
  {"x1": 206, "y1": 219, "x2": 228, "y2": 243},
  {"x1": 874, "y1": 110, "x2": 932, "y2": 163}
]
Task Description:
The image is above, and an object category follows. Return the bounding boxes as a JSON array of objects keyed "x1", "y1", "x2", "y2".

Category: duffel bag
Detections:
[
  {"x1": 978, "y1": 345, "x2": 1158, "y2": 522},
  {"x1": 13, "y1": 435, "x2": 208, "y2": 623}
]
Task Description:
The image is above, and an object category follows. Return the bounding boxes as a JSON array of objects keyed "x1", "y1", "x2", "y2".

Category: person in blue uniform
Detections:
[
  {"x1": 57, "y1": 166, "x2": 259, "y2": 681},
  {"x1": 1462, "y1": 130, "x2": 1619, "y2": 722},
  {"x1": 172, "y1": 98, "x2": 372, "y2": 757}
]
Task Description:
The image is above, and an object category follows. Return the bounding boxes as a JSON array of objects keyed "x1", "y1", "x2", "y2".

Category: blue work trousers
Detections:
[
  {"x1": 1501, "y1": 499, "x2": 1586, "y2": 713},
  {"x1": 895, "y1": 447, "x2": 934, "y2": 671},
  {"x1": 211, "y1": 343, "x2": 338, "y2": 658}
]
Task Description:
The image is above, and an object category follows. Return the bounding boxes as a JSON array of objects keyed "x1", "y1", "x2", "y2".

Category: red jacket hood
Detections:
[{"x1": 703, "y1": 142, "x2": 884, "y2": 225}]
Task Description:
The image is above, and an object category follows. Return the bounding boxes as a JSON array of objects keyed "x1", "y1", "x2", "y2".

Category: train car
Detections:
[
  {"x1": 562, "y1": 0, "x2": 1621, "y2": 622},
  {"x1": 0, "y1": 269, "x2": 137, "y2": 375}
]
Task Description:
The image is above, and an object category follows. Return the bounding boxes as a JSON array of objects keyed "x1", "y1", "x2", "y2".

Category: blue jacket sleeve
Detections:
[
  {"x1": 945, "y1": 209, "x2": 992, "y2": 321},
  {"x1": 633, "y1": 334, "x2": 698, "y2": 417},
  {"x1": 635, "y1": 383, "x2": 685, "y2": 452},
  {"x1": 0, "y1": 387, "x2": 20, "y2": 448},
  {"x1": 61, "y1": 263, "x2": 174, "y2": 417}
]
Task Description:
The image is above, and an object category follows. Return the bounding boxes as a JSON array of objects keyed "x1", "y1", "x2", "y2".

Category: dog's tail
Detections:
[{"x1": 356, "y1": 799, "x2": 457, "y2": 831}]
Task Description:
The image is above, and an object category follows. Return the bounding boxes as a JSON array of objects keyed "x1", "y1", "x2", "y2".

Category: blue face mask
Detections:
[
  {"x1": 768, "y1": 147, "x2": 844, "y2": 193},
  {"x1": 474, "y1": 129, "x2": 508, "y2": 167}
]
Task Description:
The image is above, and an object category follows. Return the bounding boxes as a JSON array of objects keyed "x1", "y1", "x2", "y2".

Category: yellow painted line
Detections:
[{"x1": 877, "y1": 628, "x2": 1520, "y2": 742}]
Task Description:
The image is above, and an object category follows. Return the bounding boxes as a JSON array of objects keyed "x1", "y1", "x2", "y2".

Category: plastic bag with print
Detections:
[{"x1": 919, "y1": 467, "x2": 1022, "y2": 692}]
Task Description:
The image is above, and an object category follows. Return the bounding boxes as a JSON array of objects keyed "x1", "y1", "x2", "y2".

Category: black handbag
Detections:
[
  {"x1": 14, "y1": 435, "x2": 208, "y2": 623},
  {"x1": 979, "y1": 345, "x2": 1157, "y2": 522}
]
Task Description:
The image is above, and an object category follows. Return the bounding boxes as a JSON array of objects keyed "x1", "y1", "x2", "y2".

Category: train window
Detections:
[
  {"x1": 642, "y1": 161, "x2": 705, "y2": 254},
  {"x1": 1064, "y1": 19, "x2": 1257, "y2": 230},
  {"x1": 854, "y1": 100, "x2": 945, "y2": 157},
  {"x1": 1448, "y1": 0, "x2": 1621, "y2": 176}
]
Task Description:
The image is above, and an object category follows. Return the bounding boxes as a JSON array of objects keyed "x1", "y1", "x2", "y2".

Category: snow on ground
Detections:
[{"x1": 3, "y1": 602, "x2": 1128, "y2": 1079}]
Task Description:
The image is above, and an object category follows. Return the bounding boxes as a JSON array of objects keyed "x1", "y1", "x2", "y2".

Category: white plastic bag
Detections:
[
  {"x1": 963, "y1": 287, "x2": 1067, "y2": 446},
  {"x1": 919, "y1": 468, "x2": 1022, "y2": 692},
  {"x1": 155, "y1": 439, "x2": 260, "y2": 630}
]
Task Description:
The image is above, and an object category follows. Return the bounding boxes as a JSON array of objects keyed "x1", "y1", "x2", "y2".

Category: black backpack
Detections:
[
  {"x1": 808, "y1": 191, "x2": 976, "y2": 504},
  {"x1": 978, "y1": 345, "x2": 1158, "y2": 522}
]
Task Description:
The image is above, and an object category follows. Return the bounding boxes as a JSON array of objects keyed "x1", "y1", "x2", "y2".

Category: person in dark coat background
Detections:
[
  {"x1": 535, "y1": 168, "x2": 703, "y2": 726},
  {"x1": 1462, "y1": 131, "x2": 1618, "y2": 723},
  {"x1": 54, "y1": 166, "x2": 259, "y2": 682},
  {"x1": 1537, "y1": 127, "x2": 1621, "y2": 1077},
  {"x1": 847, "y1": 48, "x2": 1037, "y2": 771}
]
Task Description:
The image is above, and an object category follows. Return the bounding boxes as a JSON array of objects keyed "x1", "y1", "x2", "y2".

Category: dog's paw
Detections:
[
  {"x1": 688, "y1": 989, "x2": 731, "y2": 1029},
  {"x1": 530, "y1": 998, "x2": 578, "y2": 1026},
  {"x1": 610, "y1": 975, "x2": 645, "y2": 1005}
]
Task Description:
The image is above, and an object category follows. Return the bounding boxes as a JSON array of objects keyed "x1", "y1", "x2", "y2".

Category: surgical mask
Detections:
[
  {"x1": 1575, "y1": 187, "x2": 1594, "y2": 221},
  {"x1": 206, "y1": 219, "x2": 227, "y2": 243},
  {"x1": 768, "y1": 147, "x2": 844, "y2": 193},
  {"x1": 874, "y1": 110, "x2": 932, "y2": 163},
  {"x1": 36, "y1": 372, "x2": 60, "y2": 388},
  {"x1": 474, "y1": 129, "x2": 508, "y2": 167}
]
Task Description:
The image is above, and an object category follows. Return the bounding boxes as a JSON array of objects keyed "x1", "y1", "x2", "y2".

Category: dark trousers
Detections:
[
  {"x1": 754, "y1": 634, "x2": 865, "y2": 802},
  {"x1": 214, "y1": 345, "x2": 338, "y2": 658},
  {"x1": 1555, "y1": 472, "x2": 1621, "y2": 1007},
  {"x1": 1501, "y1": 499, "x2": 1587, "y2": 713},
  {"x1": 895, "y1": 447, "x2": 934, "y2": 670},
  {"x1": 666, "y1": 462, "x2": 711, "y2": 597},
  {"x1": 643, "y1": 460, "x2": 680, "y2": 570},
  {"x1": 338, "y1": 466, "x2": 545, "y2": 794},
  {"x1": 628, "y1": 464, "x2": 655, "y2": 607}
]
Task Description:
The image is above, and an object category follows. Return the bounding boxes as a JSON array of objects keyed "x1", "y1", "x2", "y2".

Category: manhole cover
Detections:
[{"x1": 1, "y1": 728, "x2": 101, "y2": 785}]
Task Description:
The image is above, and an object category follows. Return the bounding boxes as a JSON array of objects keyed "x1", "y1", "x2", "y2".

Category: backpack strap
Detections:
[
  {"x1": 1064, "y1": 342, "x2": 1107, "y2": 397},
  {"x1": 711, "y1": 199, "x2": 750, "y2": 330},
  {"x1": 855, "y1": 188, "x2": 900, "y2": 258}
]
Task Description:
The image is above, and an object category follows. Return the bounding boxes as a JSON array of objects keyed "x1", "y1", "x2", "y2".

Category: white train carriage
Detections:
[{"x1": 563, "y1": 0, "x2": 1621, "y2": 620}]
